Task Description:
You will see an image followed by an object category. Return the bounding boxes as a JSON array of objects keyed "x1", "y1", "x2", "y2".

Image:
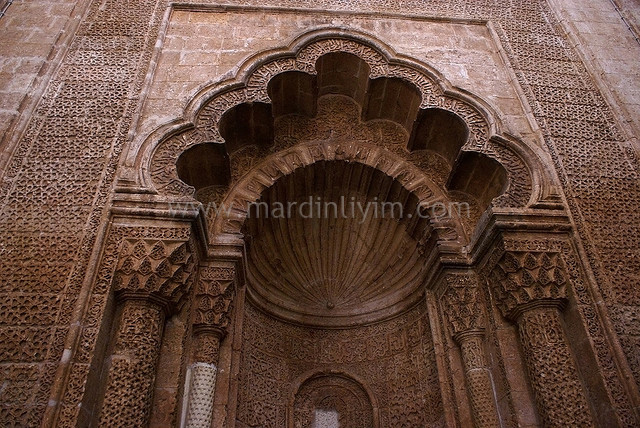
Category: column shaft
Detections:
[
  {"x1": 516, "y1": 305, "x2": 592, "y2": 427},
  {"x1": 98, "y1": 299, "x2": 165, "y2": 426},
  {"x1": 184, "y1": 332, "x2": 222, "y2": 428},
  {"x1": 457, "y1": 332, "x2": 501, "y2": 428}
]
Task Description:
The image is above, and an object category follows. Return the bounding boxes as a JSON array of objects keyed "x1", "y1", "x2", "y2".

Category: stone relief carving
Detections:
[
  {"x1": 184, "y1": 264, "x2": 237, "y2": 428},
  {"x1": 488, "y1": 249, "x2": 594, "y2": 427},
  {"x1": 292, "y1": 374, "x2": 375, "y2": 428},
  {"x1": 146, "y1": 33, "x2": 540, "y2": 220},
  {"x1": 98, "y1": 235, "x2": 195, "y2": 427},
  {"x1": 236, "y1": 301, "x2": 444, "y2": 427},
  {"x1": 441, "y1": 272, "x2": 500, "y2": 428},
  {"x1": 490, "y1": 251, "x2": 568, "y2": 320},
  {"x1": 113, "y1": 239, "x2": 194, "y2": 309},
  {"x1": 0, "y1": 0, "x2": 636, "y2": 425}
]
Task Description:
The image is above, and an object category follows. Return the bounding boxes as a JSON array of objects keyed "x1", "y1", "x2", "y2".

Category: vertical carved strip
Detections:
[
  {"x1": 442, "y1": 272, "x2": 500, "y2": 428},
  {"x1": 455, "y1": 331, "x2": 500, "y2": 428},
  {"x1": 516, "y1": 305, "x2": 592, "y2": 427},
  {"x1": 185, "y1": 362, "x2": 218, "y2": 428},
  {"x1": 97, "y1": 238, "x2": 194, "y2": 426},
  {"x1": 98, "y1": 299, "x2": 165, "y2": 426}
]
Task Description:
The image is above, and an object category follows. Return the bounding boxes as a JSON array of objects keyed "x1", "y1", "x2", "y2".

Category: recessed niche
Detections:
[
  {"x1": 316, "y1": 52, "x2": 370, "y2": 106},
  {"x1": 408, "y1": 108, "x2": 469, "y2": 165},
  {"x1": 268, "y1": 71, "x2": 317, "y2": 118},
  {"x1": 363, "y1": 77, "x2": 421, "y2": 131},
  {"x1": 218, "y1": 102, "x2": 274, "y2": 154},
  {"x1": 244, "y1": 160, "x2": 432, "y2": 326},
  {"x1": 176, "y1": 142, "x2": 230, "y2": 190},
  {"x1": 447, "y1": 151, "x2": 507, "y2": 209}
]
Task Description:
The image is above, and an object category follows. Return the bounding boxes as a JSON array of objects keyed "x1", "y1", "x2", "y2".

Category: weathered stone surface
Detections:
[{"x1": 0, "y1": 0, "x2": 638, "y2": 426}]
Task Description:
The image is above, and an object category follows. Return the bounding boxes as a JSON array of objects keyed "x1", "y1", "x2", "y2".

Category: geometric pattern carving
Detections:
[
  {"x1": 441, "y1": 271, "x2": 500, "y2": 428},
  {"x1": 184, "y1": 362, "x2": 218, "y2": 428},
  {"x1": 517, "y1": 306, "x2": 594, "y2": 427},
  {"x1": 236, "y1": 301, "x2": 443, "y2": 427},
  {"x1": 1, "y1": 0, "x2": 637, "y2": 426},
  {"x1": 217, "y1": 134, "x2": 469, "y2": 244},
  {"x1": 490, "y1": 251, "x2": 568, "y2": 320},
  {"x1": 488, "y1": 246, "x2": 594, "y2": 427},
  {"x1": 457, "y1": 331, "x2": 501, "y2": 428},
  {"x1": 113, "y1": 239, "x2": 194, "y2": 310},
  {"x1": 147, "y1": 35, "x2": 537, "y2": 218},
  {"x1": 184, "y1": 264, "x2": 237, "y2": 428},
  {"x1": 97, "y1": 236, "x2": 195, "y2": 428},
  {"x1": 0, "y1": 0, "x2": 167, "y2": 422},
  {"x1": 442, "y1": 271, "x2": 484, "y2": 336},
  {"x1": 191, "y1": 265, "x2": 236, "y2": 364},
  {"x1": 293, "y1": 374, "x2": 374, "y2": 428},
  {"x1": 193, "y1": 266, "x2": 236, "y2": 331},
  {"x1": 97, "y1": 299, "x2": 165, "y2": 427}
]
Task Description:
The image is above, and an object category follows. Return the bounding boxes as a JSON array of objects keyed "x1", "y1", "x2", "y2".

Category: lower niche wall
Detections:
[{"x1": 236, "y1": 300, "x2": 444, "y2": 427}]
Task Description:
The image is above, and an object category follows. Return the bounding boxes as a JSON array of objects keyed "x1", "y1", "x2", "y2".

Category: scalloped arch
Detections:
[
  {"x1": 212, "y1": 139, "x2": 466, "y2": 249},
  {"x1": 135, "y1": 28, "x2": 560, "y2": 224}
]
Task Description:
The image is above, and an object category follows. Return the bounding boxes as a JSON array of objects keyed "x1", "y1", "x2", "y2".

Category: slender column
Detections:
[
  {"x1": 490, "y1": 251, "x2": 593, "y2": 427},
  {"x1": 442, "y1": 272, "x2": 501, "y2": 428},
  {"x1": 97, "y1": 239, "x2": 194, "y2": 426},
  {"x1": 184, "y1": 328, "x2": 224, "y2": 428},
  {"x1": 183, "y1": 265, "x2": 236, "y2": 428},
  {"x1": 516, "y1": 302, "x2": 592, "y2": 427},
  {"x1": 454, "y1": 330, "x2": 501, "y2": 428}
]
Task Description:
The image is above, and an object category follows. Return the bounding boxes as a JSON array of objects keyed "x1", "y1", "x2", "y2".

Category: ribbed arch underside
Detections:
[{"x1": 244, "y1": 160, "x2": 434, "y2": 327}]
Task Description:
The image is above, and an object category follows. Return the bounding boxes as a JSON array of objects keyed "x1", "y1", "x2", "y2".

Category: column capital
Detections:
[
  {"x1": 453, "y1": 328, "x2": 486, "y2": 345},
  {"x1": 441, "y1": 271, "x2": 485, "y2": 337},
  {"x1": 489, "y1": 250, "x2": 568, "y2": 321},
  {"x1": 113, "y1": 239, "x2": 195, "y2": 313},
  {"x1": 192, "y1": 262, "x2": 238, "y2": 334}
]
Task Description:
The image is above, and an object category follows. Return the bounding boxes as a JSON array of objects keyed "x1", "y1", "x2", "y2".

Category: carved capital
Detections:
[
  {"x1": 442, "y1": 272, "x2": 484, "y2": 336},
  {"x1": 489, "y1": 251, "x2": 568, "y2": 320},
  {"x1": 113, "y1": 239, "x2": 194, "y2": 311},
  {"x1": 193, "y1": 265, "x2": 237, "y2": 332}
]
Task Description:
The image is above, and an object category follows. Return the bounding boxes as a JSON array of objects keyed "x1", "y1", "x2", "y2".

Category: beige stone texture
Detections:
[
  {"x1": 0, "y1": 1, "x2": 82, "y2": 144},
  {"x1": 548, "y1": 0, "x2": 640, "y2": 140},
  {"x1": 133, "y1": 9, "x2": 538, "y2": 150},
  {"x1": 0, "y1": 1, "x2": 639, "y2": 427}
]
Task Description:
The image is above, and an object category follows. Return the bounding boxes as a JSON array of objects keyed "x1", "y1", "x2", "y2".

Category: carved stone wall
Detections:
[
  {"x1": 236, "y1": 301, "x2": 443, "y2": 427},
  {"x1": 183, "y1": 264, "x2": 237, "y2": 428},
  {"x1": 59, "y1": 223, "x2": 194, "y2": 427},
  {"x1": 146, "y1": 3, "x2": 640, "y2": 418},
  {"x1": 0, "y1": 0, "x2": 639, "y2": 426},
  {"x1": 292, "y1": 374, "x2": 374, "y2": 428},
  {"x1": 485, "y1": 239, "x2": 619, "y2": 426},
  {"x1": 441, "y1": 272, "x2": 501, "y2": 428},
  {"x1": 0, "y1": 0, "x2": 169, "y2": 424},
  {"x1": 97, "y1": 299, "x2": 166, "y2": 426}
]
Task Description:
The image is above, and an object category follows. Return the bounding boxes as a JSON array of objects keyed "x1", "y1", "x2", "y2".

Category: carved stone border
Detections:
[
  {"x1": 134, "y1": 31, "x2": 552, "y2": 216},
  {"x1": 211, "y1": 139, "x2": 465, "y2": 243}
]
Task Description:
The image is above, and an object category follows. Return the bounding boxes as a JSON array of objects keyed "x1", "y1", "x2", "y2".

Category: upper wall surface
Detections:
[
  {"x1": 0, "y1": 1, "x2": 83, "y2": 155},
  {"x1": 549, "y1": 0, "x2": 640, "y2": 140},
  {"x1": 134, "y1": 8, "x2": 538, "y2": 148}
]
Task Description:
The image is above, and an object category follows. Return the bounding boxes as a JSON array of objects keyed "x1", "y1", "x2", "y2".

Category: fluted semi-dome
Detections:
[{"x1": 244, "y1": 160, "x2": 435, "y2": 327}]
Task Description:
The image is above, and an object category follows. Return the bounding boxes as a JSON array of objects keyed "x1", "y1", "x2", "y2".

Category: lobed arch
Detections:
[
  {"x1": 211, "y1": 139, "x2": 468, "y2": 244},
  {"x1": 288, "y1": 369, "x2": 380, "y2": 428},
  {"x1": 131, "y1": 28, "x2": 562, "y2": 246}
]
